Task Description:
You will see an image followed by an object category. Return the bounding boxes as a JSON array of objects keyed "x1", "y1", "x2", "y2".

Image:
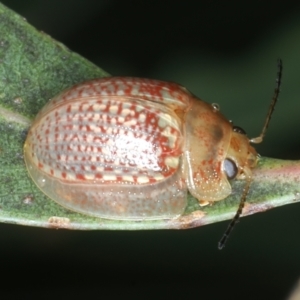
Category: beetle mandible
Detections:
[{"x1": 24, "y1": 60, "x2": 282, "y2": 249}]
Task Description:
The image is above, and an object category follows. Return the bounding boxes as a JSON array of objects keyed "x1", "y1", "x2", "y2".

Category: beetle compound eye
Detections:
[
  {"x1": 233, "y1": 126, "x2": 246, "y2": 135},
  {"x1": 223, "y1": 158, "x2": 238, "y2": 180}
]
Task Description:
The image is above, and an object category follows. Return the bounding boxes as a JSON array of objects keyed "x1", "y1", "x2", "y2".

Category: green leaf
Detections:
[{"x1": 0, "y1": 3, "x2": 299, "y2": 231}]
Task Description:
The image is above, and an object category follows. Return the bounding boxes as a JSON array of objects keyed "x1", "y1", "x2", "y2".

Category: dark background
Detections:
[{"x1": 2, "y1": 1, "x2": 300, "y2": 299}]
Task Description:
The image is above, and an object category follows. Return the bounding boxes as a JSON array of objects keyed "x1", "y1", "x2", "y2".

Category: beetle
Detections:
[{"x1": 23, "y1": 60, "x2": 282, "y2": 249}]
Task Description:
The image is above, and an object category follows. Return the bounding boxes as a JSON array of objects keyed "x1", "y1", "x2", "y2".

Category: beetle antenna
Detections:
[
  {"x1": 218, "y1": 60, "x2": 282, "y2": 249},
  {"x1": 250, "y1": 59, "x2": 283, "y2": 144},
  {"x1": 218, "y1": 176, "x2": 252, "y2": 250}
]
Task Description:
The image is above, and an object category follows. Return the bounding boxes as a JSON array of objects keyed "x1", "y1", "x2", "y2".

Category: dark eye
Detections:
[
  {"x1": 224, "y1": 158, "x2": 238, "y2": 180},
  {"x1": 233, "y1": 126, "x2": 246, "y2": 135}
]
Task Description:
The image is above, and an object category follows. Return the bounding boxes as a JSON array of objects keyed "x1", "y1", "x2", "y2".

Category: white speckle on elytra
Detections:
[
  {"x1": 155, "y1": 146, "x2": 162, "y2": 156},
  {"x1": 122, "y1": 102, "x2": 131, "y2": 108},
  {"x1": 89, "y1": 124, "x2": 101, "y2": 133},
  {"x1": 86, "y1": 134, "x2": 93, "y2": 143},
  {"x1": 126, "y1": 131, "x2": 134, "y2": 138},
  {"x1": 131, "y1": 86, "x2": 139, "y2": 96},
  {"x1": 113, "y1": 159, "x2": 120, "y2": 165},
  {"x1": 124, "y1": 119, "x2": 137, "y2": 126},
  {"x1": 158, "y1": 113, "x2": 173, "y2": 128},
  {"x1": 116, "y1": 89, "x2": 125, "y2": 96},
  {"x1": 117, "y1": 83, "x2": 126, "y2": 91},
  {"x1": 109, "y1": 105, "x2": 118, "y2": 114},
  {"x1": 122, "y1": 175, "x2": 134, "y2": 182},
  {"x1": 121, "y1": 108, "x2": 131, "y2": 116},
  {"x1": 154, "y1": 174, "x2": 164, "y2": 181},
  {"x1": 86, "y1": 112, "x2": 93, "y2": 119},
  {"x1": 165, "y1": 157, "x2": 179, "y2": 168},
  {"x1": 66, "y1": 173, "x2": 76, "y2": 181},
  {"x1": 90, "y1": 156, "x2": 97, "y2": 162},
  {"x1": 60, "y1": 154, "x2": 66, "y2": 161},
  {"x1": 101, "y1": 147, "x2": 111, "y2": 156},
  {"x1": 103, "y1": 174, "x2": 117, "y2": 181},
  {"x1": 112, "y1": 127, "x2": 119, "y2": 134},
  {"x1": 137, "y1": 176, "x2": 149, "y2": 184},
  {"x1": 86, "y1": 146, "x2": 92, "y2": 152},
  {"x1": 160, "y1": 89, "x2": 171, "y2": 99},
  {"x1": 84, "y1": 173, "x2": 95, "y2": 180},
  {"x1": 96, "y1": 166, "x2": 104, "y2": 172},
  {"x1": 93, "y1": 103, "x2": 106, "y2": 111},
  {"x1": 138, "y1": 113, "x2": 146, "y2": 123},
  {"x1": 135, "y1": 105, "x2": 144, "y2": 112},
  {"x1": 118, "y1": 116, "x2": 125, "y2": 123},
  {"x1": 79, "y1": 145, "x2": 86, "y2": 152},
  {"x1": 105, "y1": 138, "x2": 114, "y2": 146},
  {"x1": 161, "y1": 126, "x2": 177, "y2": 148},
  {"x1": 72, "y1": 124, "x2": 79, "y2": 131},
  {"x1": 119, "y1": 158, "x2": 126, "y2": 164},
  {"x1": 107, "y1": 84, "x2": 116, "y2": 92},
  {"x1": 106, "y1": 127, "x2": 112, "y2": 135},
  {"x1": 93, "y1": 147, "x2": 100, "y2": 154},
  {"x1": 71, "y1": 103, "x2": 79, "y2": 112},
  {"x1": 82, "y1": 103, "x2": 90, "y2": 111},
  {"x1": 102, "y1": 114, "x2": 107, "y2": 123}
]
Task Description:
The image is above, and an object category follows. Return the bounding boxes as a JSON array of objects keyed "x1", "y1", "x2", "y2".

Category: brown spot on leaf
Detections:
[
  {"x1": 48, "y1": 216, "x2": 71, "y2": 229},
  {"x1": 175, "y1": 210, "x2": 206, "y2": 229},
  {"x1": 23, "y1": 194, "x2": 34, "y2": 205}
]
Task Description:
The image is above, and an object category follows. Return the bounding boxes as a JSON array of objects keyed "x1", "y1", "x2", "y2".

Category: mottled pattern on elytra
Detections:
[
  {"x1": 37, "y1": 77, "x2": 191, "y2": 119},
  {"x1": 24, "y1": 77, "x2": 193, "y2": 219},
  {"x1": 28, "y1": 96, "x2": 183, "y2": 185}
]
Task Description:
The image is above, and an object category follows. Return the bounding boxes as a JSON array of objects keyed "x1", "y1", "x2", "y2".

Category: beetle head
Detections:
[{"x1": 223, "y1": 126, "x2": 258, "y2": 181}]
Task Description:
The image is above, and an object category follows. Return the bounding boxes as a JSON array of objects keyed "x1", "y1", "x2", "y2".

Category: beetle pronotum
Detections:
[{"x1": 24, "y1": 60, "x2": 282, "y2": 249}]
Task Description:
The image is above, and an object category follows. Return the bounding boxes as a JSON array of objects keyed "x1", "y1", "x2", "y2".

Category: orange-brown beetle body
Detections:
[{"x1": 24, "y1": 77, "x2": 258, "y2": 220}]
